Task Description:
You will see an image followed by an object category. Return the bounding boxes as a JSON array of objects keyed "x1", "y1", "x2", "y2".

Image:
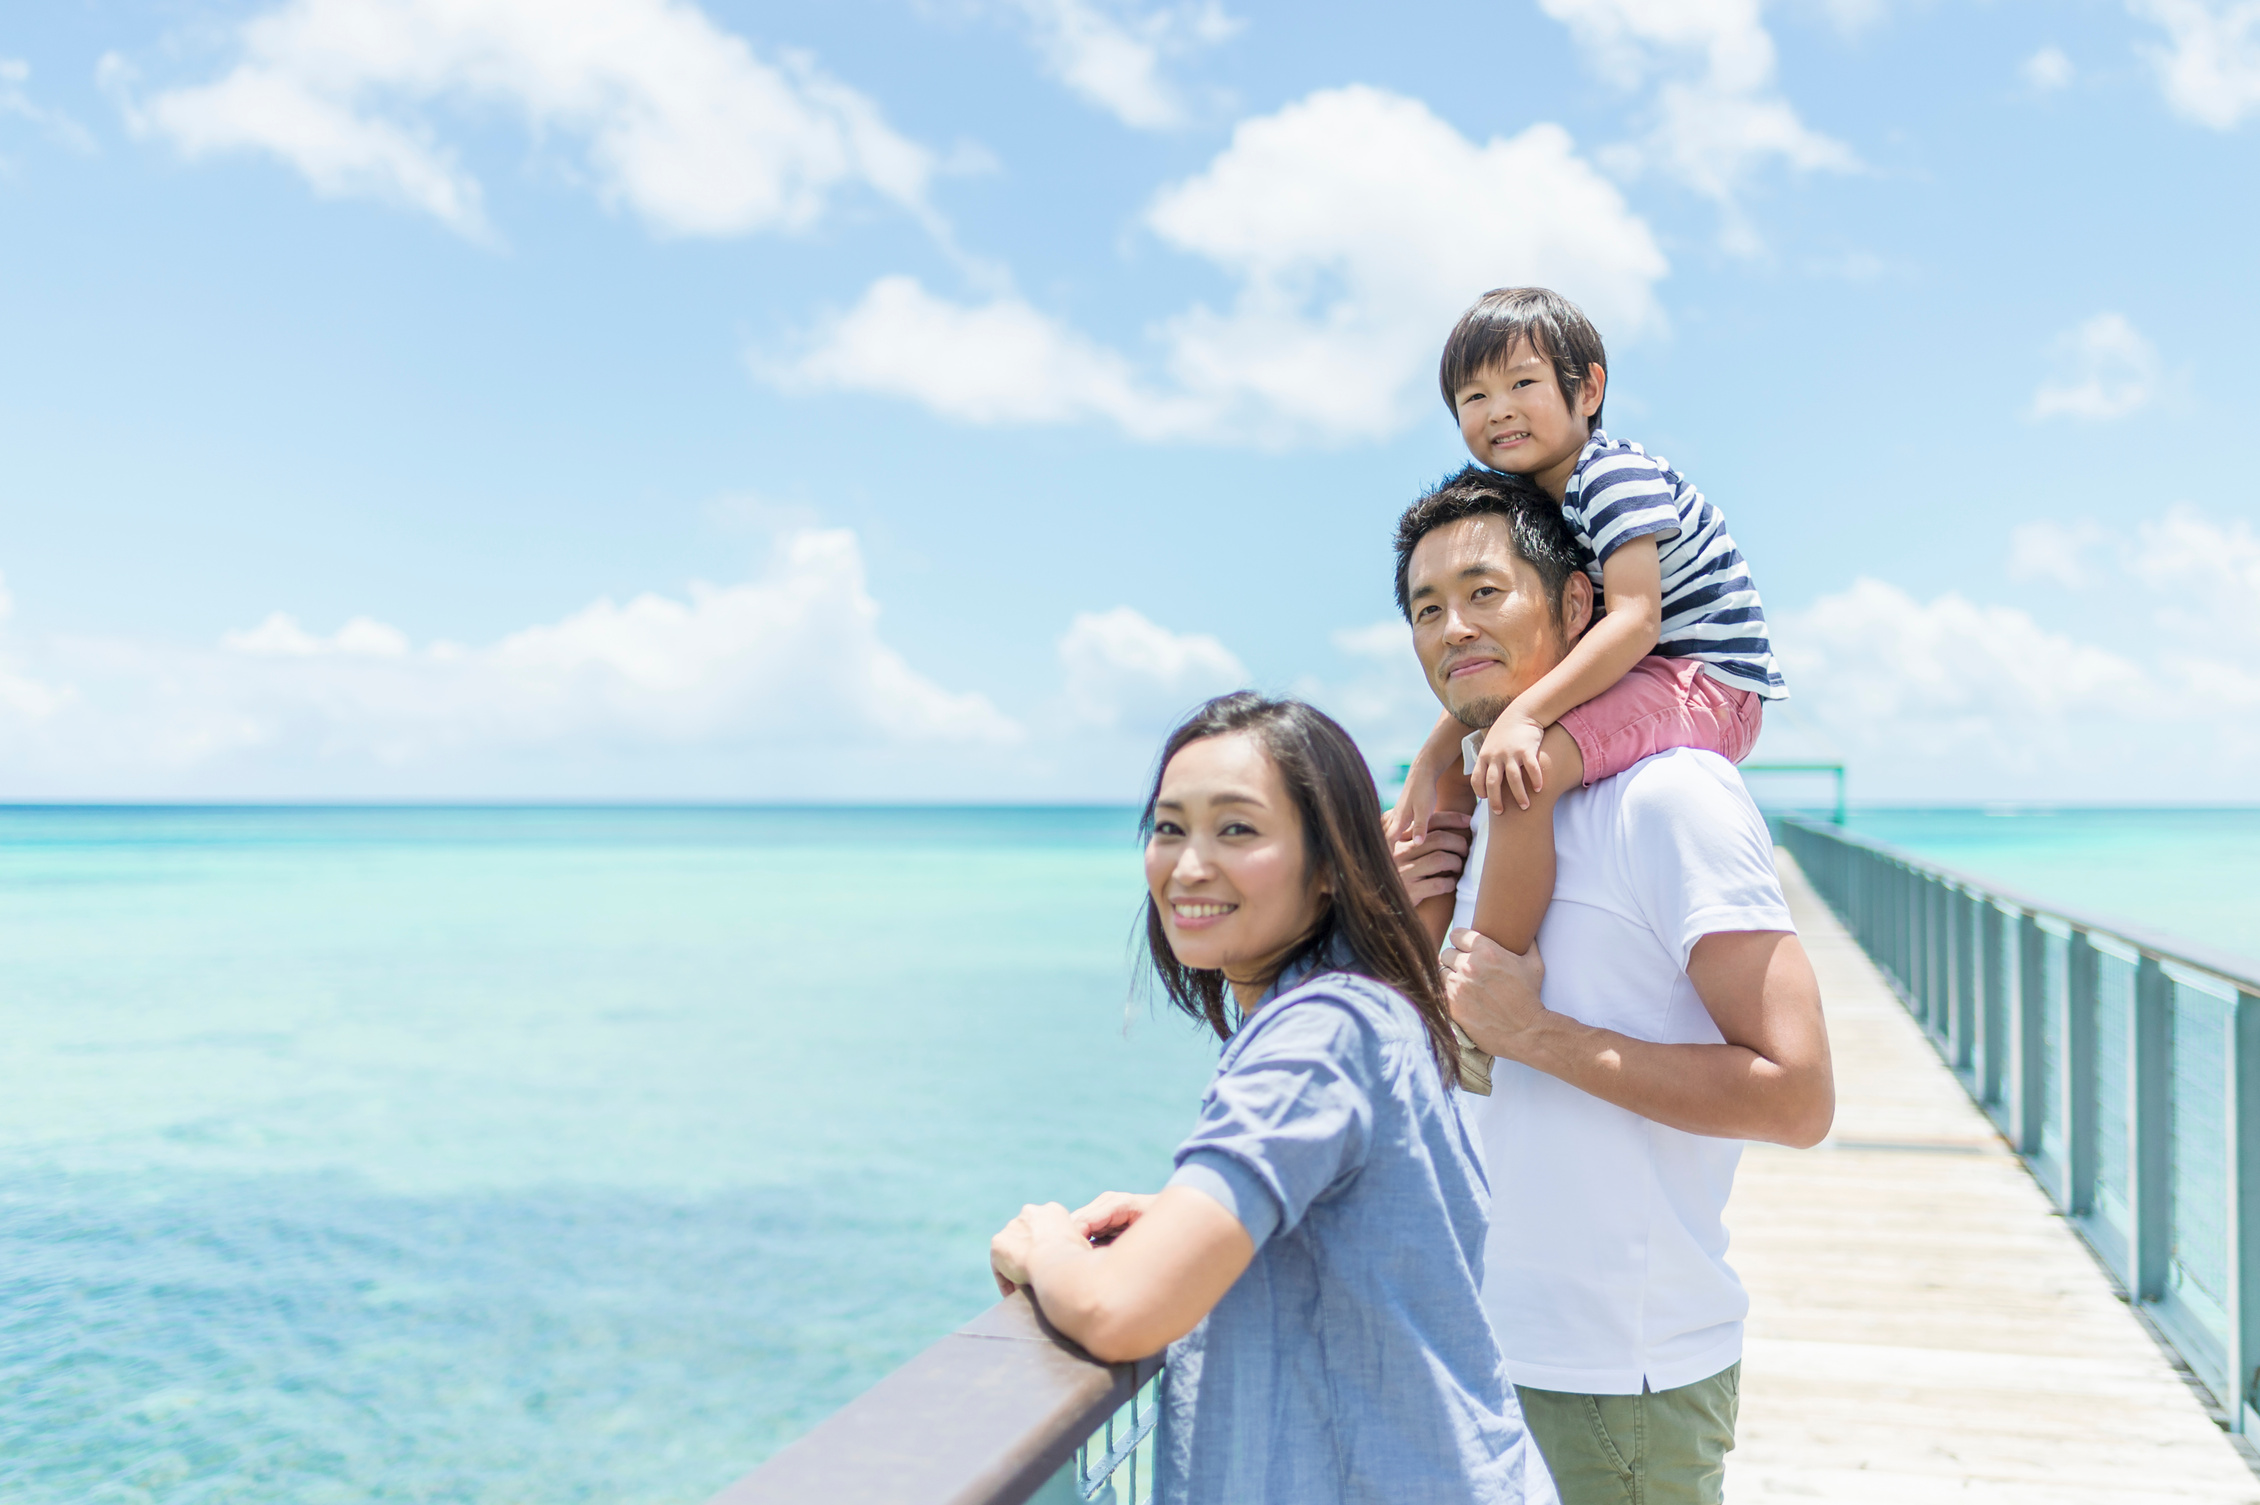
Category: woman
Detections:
[{"x1": 989, "y1": 693, "x2": 1556, "y2": 1505}]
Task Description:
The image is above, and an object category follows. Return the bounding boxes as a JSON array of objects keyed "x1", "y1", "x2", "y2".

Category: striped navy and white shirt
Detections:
[{"x1": 1559, "y1": 430, "x2": 1787, "y2": 701}]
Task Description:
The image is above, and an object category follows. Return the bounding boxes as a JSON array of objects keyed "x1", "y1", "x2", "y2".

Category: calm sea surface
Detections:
[
  {"x1": 6, "y1": 803, "x2": 2257, "y2": 1503},
  {"x1": 0, "y1": 807, "x2": 1217, "y2": 1505}
]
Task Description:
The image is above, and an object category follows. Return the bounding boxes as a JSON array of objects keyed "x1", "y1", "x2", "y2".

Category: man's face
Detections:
[{"x1": 1405, "y1": 515, "x2": 1588, "y2": 729}]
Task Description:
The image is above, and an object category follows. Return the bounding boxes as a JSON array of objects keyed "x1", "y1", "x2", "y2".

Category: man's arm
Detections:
[
  {"x1": 1443, "y1": 927, "x2": 1834, "y2": 1148},
  {"x1": 1392, "y1": 808, "x2": 1471, "y2": 948}
]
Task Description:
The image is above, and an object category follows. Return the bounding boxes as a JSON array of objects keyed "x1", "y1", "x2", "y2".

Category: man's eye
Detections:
[{"x1": 1472, "y1": 586, "x2": 1497, "y2": 599}]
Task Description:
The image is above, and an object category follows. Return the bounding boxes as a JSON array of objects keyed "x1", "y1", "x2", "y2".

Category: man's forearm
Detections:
[{"x1": 1511, "y1": 1012, "x2": 1832, "y2": 1147}]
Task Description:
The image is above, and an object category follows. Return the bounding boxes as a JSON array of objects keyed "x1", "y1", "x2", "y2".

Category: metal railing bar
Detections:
[{"x1": 1774, "y1": 818, "x2": 2260, "y2": 995}]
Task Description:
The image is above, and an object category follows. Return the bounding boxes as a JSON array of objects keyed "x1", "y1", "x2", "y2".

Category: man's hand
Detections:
[
  {"x1": 1473, "y1": 709, "x2": 1547, "y2": 814},
  {"x1": 990, "y1": 1202, "x2": 1075, "y2": 1296},
  {"x1": 1443, "y1": 928, "x2": 1548, "y2": 1060},
  {"x1": 1392, "y1": 810, "x2": 1472, "y2": 907},
  {"x1": 1070, "y1": 1191, "x2": 1156, "y2": 1246}
]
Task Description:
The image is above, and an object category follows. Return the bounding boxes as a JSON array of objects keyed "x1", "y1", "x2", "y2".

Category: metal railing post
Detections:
[
  {"x1": 1929, "y1": 878, "x2": 1950, "y2": 1039},
  {"x1": 2016, "y1": 911, "x2": 2045, "y2": 1155},
  {"x1": 2062, "y1": 931, "x2": 2099, "y2": 1217},
  {"x1": 2129, "y1": 955, "x2": 2172, "y2": 1301},
  {"x1": 1982, "y1": 900, "x2": 2008, "y2": 1108},
  {"x1": 1954, "y1": 887, "x2": 1978, "y2": 1072},
  {"x1": 2228, "y1": 988, "x2": 2260, "y2": 1433}
]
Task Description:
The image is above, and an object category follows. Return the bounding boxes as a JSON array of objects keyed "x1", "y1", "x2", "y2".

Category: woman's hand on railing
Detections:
[
  {"x1": 1070, "y1": 1190, "x2": 1156, "y2": 1247},
  {"x1": 991, "y1": 1202, "x2": 1074, "y2": 1295}
]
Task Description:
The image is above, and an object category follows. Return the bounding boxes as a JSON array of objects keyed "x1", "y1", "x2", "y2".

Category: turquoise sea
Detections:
[
  {"x1": 5, "y1": 802, "x2": 2257, "y2": 1504},
  {"x1": 0, "y1": 807, "x2": 1217, "y2": 1505}
]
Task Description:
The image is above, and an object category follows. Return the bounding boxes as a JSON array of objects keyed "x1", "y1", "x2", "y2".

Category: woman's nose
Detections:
[{"x1": 1172, "y1": 844, "x2": 1213, "y2": 884}]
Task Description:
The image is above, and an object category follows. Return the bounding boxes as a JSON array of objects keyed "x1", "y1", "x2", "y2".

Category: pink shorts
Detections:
[{"x1": 1557, "y1": 656, "x2": 1763, "y2": 786}]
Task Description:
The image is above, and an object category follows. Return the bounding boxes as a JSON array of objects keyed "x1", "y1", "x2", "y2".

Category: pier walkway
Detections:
[{"x1": 1734, "y1": 854, "x2": 2260, "y2": 1503}]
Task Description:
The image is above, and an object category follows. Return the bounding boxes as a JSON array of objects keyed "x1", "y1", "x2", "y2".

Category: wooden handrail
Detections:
[{"x1": 707, "y1": 1291, "x2": 1163, "y2": 1505}]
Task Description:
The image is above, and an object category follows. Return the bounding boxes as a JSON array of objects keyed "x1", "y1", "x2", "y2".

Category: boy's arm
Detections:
[{"x1": 1472, "y1": 536, "x2": 1665, "y2": 813}]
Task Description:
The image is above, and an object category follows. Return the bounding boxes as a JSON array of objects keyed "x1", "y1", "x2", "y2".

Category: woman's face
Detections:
[{"x1": 1146, "y1": 732, "x2": 1326, "y2": 999}]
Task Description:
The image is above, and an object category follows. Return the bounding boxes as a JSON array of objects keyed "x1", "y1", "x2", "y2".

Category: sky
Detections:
[{"x1": 1, "y1": 0, "x2": 2256, "y2": 803}]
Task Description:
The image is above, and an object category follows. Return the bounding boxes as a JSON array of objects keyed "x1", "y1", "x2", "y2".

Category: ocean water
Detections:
[
  {"x1": 0, "y1": 807, "x2": 1219, "y2": 1505},
  {"x1": 11, "y1": 803, "x2": 2256, "y2": 1505},
  {"x1": 1836, "y1": 807, "x2": 2260, "y2": 966}
]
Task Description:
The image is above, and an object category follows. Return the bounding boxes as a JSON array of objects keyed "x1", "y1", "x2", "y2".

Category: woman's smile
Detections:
[{"x1": 1170, "y1": 897, "x2": 1239, "y2": 928}]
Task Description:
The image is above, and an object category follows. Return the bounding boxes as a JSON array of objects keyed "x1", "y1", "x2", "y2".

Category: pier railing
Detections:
[
  {"x1": 1775, "y1": 815, "x2": 2260, "y2": 1432},
  {"x1": 704, "y1": 1290, "x2": 1161, "y2": 1505}
]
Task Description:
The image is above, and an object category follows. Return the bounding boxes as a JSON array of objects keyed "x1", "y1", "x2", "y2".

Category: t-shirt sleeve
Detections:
[
  {"x1": 1163, "y1": 994, "x2": 1377, "y2": 1254},
  {"x1": 1573, "y1": 449, "x2": 1683, "y2": 564},
  {"x1": 1620, "y1": 753, "x2": 1796, "y2": 968}
]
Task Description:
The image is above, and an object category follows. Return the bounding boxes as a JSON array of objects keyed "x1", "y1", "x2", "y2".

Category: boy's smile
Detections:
[{"x1": 1453, "y1": 342, "x2": 1605, "y2": 501}]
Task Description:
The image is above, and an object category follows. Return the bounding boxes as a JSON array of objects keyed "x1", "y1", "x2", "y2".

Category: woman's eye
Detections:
[
  {"x1": 1152, "y1": 820, "x2": 1185, "y2": 837},
  {"x1": 1220, "y1": 821, "x2": 1256, "y2": 838}
]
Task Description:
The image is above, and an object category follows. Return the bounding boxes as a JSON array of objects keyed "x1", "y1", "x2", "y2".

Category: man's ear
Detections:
[
  {"x1": 1562, "y1": 570, "x2": 1596, "y2": 641},
  {"x1": 1579, "y1": 364, "x2": 1606, "y2": 423}
]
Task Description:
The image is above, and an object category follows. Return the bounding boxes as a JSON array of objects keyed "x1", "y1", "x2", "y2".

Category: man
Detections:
[{"x1": 1389, "y1": 466, "x2": 1834, "y2": 1505}]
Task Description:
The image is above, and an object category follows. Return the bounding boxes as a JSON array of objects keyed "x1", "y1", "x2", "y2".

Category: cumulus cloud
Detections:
[
  {"x1": 110, "y1": 0, "x2": 939, "y2": 242},
  {"x1": 1538, "y1": 0, "x2": 1859, "y2": 253},
  {"x1": 0, "y1": 57, "x2": 95, "y2": 154},
  {"x1": 1006, "y1": 0, "x2": 1239, "y2": 128},
  {"x1": 2029, "y1": 312, "x2": 2160, "y2": 421},
  {"x1": 2132, "y1": 0, "x2": 2260, "y2": 129},
  {"x1": 1057, "y1": 606, "x2": 1245, "y2": 731},
  {"x1": 2007, "y1": 519, "x2": 2108, "y2": 587},
  {"x1": 781, "y1": 86, "x2": 1667, "y2": 445},
  {"x1": 1777, "y1": 506, "x2": 2260, "y2": 798},
  {"x1": 2022, "y1": 45, "x2": 2077, "y2": 91},
  {"x1": 0, "y1": 529, "x2": 1019, "y2": 794}
]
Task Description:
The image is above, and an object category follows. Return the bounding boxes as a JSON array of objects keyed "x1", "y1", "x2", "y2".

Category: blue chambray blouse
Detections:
[{"x1": 1155, "y1": 953, "x2": 1557, "y2": 1505}]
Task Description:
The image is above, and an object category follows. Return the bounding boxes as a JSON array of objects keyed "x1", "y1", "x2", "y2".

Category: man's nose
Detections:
[{"x1": 1442, "y1": 604, "x2": 1479, "y2": 641}]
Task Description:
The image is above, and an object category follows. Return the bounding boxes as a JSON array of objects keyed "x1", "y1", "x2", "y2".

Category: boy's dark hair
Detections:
[
  {"x1": 1140, "y1": 692, "x2": 1462, "y2": 1088},
  {"x1": 1392, "y1": 465, "x2": 1597, "y2": 628},
  {"x1": 1438, "y1": 287, "x2": 1608, "y2": 431}
]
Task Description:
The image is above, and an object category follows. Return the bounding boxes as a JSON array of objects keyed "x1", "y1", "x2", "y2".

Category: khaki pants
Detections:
[{"x1": 1516, "y1": 1363, "x2": 1740, "y2": 1505}]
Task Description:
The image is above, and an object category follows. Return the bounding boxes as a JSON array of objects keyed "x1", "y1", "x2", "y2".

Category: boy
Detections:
[{"x1": 1394, "y1": 287, "x2": 1787, "y2": 956}]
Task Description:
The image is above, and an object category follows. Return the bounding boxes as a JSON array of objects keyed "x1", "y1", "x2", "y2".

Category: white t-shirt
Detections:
[{"x1": 1450, "y1": 747, "x2": 1794, "y2": 1394}]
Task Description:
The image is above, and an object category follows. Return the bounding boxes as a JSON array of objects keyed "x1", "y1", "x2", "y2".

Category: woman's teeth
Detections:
[{"x1": 1173, "y1": 901, "x2": 1236, "y2": 918}]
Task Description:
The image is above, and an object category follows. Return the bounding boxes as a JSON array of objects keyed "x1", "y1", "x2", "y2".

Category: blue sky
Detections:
[{"x1": 1, "y1": 0, "x2": 2256, "y2": 801}]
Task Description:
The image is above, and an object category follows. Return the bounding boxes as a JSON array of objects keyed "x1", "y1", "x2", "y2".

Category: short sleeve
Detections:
[
  {"x1": 1572, "y1": 449, "x2": 1682, "y2": 563},
  {"x1": 1164, "y1": 994, "x2": 1377, "y2": 1254},
  {"x1": 1619, "y1": 753, "x2": 1795, "y2": 968}
]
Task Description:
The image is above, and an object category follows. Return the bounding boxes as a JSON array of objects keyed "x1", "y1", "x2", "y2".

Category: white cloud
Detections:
[
  {"x1": 0, "y1": 529, "x2": 1018, "y2": 794},
  {"x1": 2029, "y1": 312, "x2": 2160, "y2": 421},
  {"x1": 113, "y1": 0, "x2": 939, "y2": 242},
  {"x1": 0, "y1": 56, "x2": 95, "y2": 153},
  {"x1": 1776, "y1": 506, "x2": 2260, "y2": 798},
  {"x1": 2007, "y1": 519, "x2": 2108, "y2": 587},
  {"x1": 1539, "y1": 0, "x2": 1859, "y2": 253},
  {"x1": 782, "y1": 86, "x2": 1667, "y2": 445},
  {"x1": 1007, "y1": 0, "x2": 1240, "y2": 129},
  {"x1": 2132, "y1": 0, "x2": 2260, "y2": 129},
  {"x1": 1058, "y1": 606, "x2": 1245, "y2": 731},
  {"x1": 224, "y1": 611, "x2": 413, "y2": 657},
  {"x1": 2022, "y1": 45, "x2": 2076, "y2": 91}
]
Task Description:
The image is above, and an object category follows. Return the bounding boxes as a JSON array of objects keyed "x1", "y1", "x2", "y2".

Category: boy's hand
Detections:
[{"x1": 1473, "y1": 710, "x2": 1547, "y2": 814}]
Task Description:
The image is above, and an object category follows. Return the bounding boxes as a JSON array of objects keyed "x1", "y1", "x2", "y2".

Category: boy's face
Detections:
[{"x1": 1453, "y1": 341, "x2": 1603, "y2": 488}]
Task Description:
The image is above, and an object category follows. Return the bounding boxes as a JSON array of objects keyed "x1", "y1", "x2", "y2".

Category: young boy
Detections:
[{"x1": 1395, "y1": 287, "x2": 1787, "y2": 955}]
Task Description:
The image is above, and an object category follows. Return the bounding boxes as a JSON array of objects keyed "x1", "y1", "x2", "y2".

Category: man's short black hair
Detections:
[
  {"x1": 1393, "y1": 465, "x2": 1596, "y2": 626},
  {"x1": 1438, "y1": 287, "x2": 1608, "y2": 431}
]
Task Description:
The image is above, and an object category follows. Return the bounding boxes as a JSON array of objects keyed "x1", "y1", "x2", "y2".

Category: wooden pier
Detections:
[{"x1": 1732, "y1": 853, "x2": 2260, "y2": 1502}]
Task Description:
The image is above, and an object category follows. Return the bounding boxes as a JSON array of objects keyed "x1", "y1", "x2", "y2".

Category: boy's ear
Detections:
[{"x1": 1580, "y1": 364, "x2": 1607, "y2": 423}]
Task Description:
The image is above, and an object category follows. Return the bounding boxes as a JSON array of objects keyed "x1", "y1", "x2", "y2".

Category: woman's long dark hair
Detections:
[{"x1": 1140, "y1": 693, "x2": 1459, "y2": 1087}]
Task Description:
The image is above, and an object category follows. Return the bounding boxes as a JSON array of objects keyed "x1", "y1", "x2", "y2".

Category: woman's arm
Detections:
[{"x1": 991, "y1": 1188, "x2": 1254, "y2": 1363}]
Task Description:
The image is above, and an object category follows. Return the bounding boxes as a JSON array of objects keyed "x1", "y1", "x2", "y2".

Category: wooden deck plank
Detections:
[{"x1": 1730, "y1": 852, "x2": 2260, "y2": 1502}]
